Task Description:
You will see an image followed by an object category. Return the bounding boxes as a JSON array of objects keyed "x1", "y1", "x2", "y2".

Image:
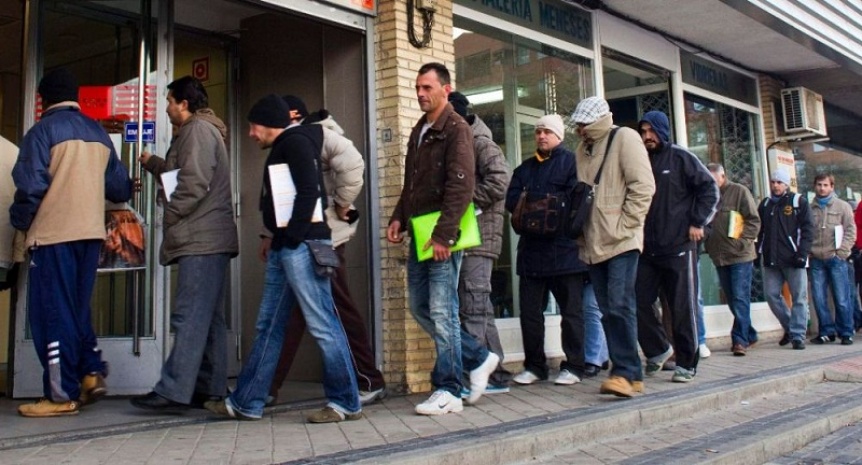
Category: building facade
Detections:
[{"x1": 2, "y1": 0, "x2": 862, "y2": 397}]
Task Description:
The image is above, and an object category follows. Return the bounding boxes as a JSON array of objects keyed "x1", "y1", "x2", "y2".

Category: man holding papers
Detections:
[
  {"x1": 133, "y1": 76, "x2": 238, "y2": 412},
  {"x1": 205, "y1": 94, "x2": 360, "y2": 423},
  {"x1": 808, "y1": 173, "x2": 856, "y2": 346},
  {"x1": 704, "y1": 163, "x2": 761, "y2": 356},
  {"x1": 387, "y1": 62, "x2": 498, "y2": 416}
]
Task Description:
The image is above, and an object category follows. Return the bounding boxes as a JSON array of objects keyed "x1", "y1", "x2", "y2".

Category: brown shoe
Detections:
[
  {"x1": 732, "y1": 344, "x2": 747, "y2": 356},
  {"x1": 79, "y1": 373, "x2": 107, "y2": 405},
  {"x1": 18, "y1": 398, "x2": 80, "y2": 417},
  {"x1": 631, "y1": 380, "x2": 644, "y2": 393},
  {"x1": 599, "y1": 376, "x2": 634, "y2": 398},
  {"x1": 306, "y1": 406, "x2": 363, "y2": 423}
]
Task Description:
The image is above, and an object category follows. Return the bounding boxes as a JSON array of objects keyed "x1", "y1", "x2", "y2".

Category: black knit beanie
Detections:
[
  {"x1": 448, "y1": 91, "x2": 470, "y2": 118},
  {"x1": 39, "y1": 68, "x2": 78, "y2": 105},
  {"x1": 248, "y1": 94, "x2": 291, "y2": 128},
  {"x1": 282, "y1": 95, "x2": 309, "y2": 121}
]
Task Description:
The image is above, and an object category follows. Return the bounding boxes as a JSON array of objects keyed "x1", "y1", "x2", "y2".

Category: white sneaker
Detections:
[
  {"x1": 467, "y1": 352, "x2": 500, "y2": 404},
  {"x1": 554, "y1": 369, "x2": 581, "y2": 385},
  {"x1": 415, "y1": 390, "x2": 463, "y2": 416},
  {"x1": 513, "y1": 370, "x2": 541, "y2": 385},
  {"x1": 699, "y1": 343, "x2": 711, "y2": 359}
]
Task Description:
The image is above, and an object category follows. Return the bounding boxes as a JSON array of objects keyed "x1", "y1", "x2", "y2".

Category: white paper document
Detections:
[
  {"x1": 268, "y1": 163, "x2": 323, "y2": 227},
  {"x1": 835, "y1": 224, "x2": 844, "y2": 250},
  {"x1": 160, "y1": 169, "x2": 180, "y2": 201}
]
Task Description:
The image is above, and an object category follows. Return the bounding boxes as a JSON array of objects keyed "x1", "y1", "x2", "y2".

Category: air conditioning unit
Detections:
[{"x1": 781, "y1": 87, "x2": 827, "y2": 136}]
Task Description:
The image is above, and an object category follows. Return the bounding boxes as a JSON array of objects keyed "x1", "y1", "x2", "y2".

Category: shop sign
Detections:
[
  {"x1": 456, "y1": 0, "x2": 592, "y2": 48},
  {"x1": 123, "y1": 121, "x2": 156, "y2": 144},
  {"x1": 680, "y1": 51, "x2": 758, "y2": 107}
]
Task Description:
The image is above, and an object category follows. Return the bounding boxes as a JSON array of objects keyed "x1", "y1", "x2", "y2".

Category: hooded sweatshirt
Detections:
[{"x1": 638, "y1": 111, "x2": 718, "y2": 256}]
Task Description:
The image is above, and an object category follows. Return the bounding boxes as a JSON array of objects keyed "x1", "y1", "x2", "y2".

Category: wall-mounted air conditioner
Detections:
[{"x1": 781, "y1": 87, "x2": 827, "y2": 136}]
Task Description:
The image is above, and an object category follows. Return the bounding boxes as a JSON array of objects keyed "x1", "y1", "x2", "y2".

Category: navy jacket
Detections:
[
  {"x1": 757, "y1": 192, "x2": 814, "y2": 268},
  {"x1": 505, "y1": 144, "x2": 588, "y2": 277},
  {"x1": 639, "y1": 111, "x2": 718, "y2": 256}
]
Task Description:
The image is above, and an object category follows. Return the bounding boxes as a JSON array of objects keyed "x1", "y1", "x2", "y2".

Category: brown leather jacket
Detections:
[{"x1": 390, "y1": 104, "x2": 475, "y2": 246}]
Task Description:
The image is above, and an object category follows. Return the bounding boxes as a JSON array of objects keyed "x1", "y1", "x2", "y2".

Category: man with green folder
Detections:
[{"x1": 387, "y1": 62, "x2": 499, "y2": 416}]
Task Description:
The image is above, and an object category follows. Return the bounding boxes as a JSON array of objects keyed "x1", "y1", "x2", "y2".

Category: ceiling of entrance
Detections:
[{"x1": 599, "y1": 0, "x2": 862, "y2": 118}]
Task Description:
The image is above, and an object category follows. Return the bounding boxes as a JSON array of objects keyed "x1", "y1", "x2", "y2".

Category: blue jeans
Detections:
[
  {"x1": 408, "y1": 249, "x2": 488, "y2": 396},
  {"x1": 809, "y1": 257, "x2": 854, "y2": 338},
  {"x1": 716, "y1": 262, "x2": 757, "y2": 347},
  {"x1": 589, "y1": 250, "x2": 642, "y2": 382},
  {"x1": 228, "y1": 242, "x2": 359, "y2": 418},
  {"x1": 763, "y1": 267, "x2": 809, "y2": 342},
  {"x1": 696, "y1": 280, "x2": 706, "y2": 345},
  {"x1": 583, "y1": 282, "x2": 608, "y2": 366}
]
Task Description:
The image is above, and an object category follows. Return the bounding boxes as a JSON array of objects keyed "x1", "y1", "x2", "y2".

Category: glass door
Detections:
[{"x1": 12, "y1": 0, "x2": 165, "y2": 397}]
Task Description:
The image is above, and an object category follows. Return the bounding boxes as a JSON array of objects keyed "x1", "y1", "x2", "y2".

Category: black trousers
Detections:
[
  {"x1": 519, "y1": 273, "x2": 585, "y2": 378},
  {"x1": 636, "y1": 250, "x2": 700, "y2": 371}
]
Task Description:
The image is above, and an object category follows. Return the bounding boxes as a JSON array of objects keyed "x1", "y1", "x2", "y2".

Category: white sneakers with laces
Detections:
[
  {"x1": 467, "y1": 352, "x2": 500, "y2": 404},
  {"x1": 415, "y1": 389, "x2": 463, "y2": 416},
  {"x1": 554, "y1": 369, "x2": 581, "y2": 385}
]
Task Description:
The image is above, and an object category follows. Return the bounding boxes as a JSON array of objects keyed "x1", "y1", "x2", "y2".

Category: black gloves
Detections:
[{"x1": 793, "y1": 254, "x2": 808, "y2": 268}]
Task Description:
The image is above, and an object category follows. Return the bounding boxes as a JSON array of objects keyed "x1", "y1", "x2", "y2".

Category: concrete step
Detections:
[
  {"x1": 329, "y1": 354, "x2": 862, "y2": 465},
  {"x1": 520, "y1": 364, "x2": 862, "y2": 464}
]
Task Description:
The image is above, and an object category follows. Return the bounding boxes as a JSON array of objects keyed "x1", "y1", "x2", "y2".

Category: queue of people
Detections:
[{"x1": 4, "y1": 64, "x2": 859, "y2": 421}]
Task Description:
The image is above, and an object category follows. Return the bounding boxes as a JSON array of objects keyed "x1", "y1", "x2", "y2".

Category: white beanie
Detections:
[
  {"x1": 571, "y1": 96, "x2": 611, "y2": 125},
  {"x1": 535, "y1": 114, "x2": 565, "y2": 141},
  {"x1": 770, "y1": 169, "x2": 791, "y2": 186}
]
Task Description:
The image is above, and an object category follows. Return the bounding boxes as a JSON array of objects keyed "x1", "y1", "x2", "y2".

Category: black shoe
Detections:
[
  {"x1": 810, "y1": 335, "x2": 832, "y2": 344},
  {"x1": 792, "y1": 339, "x2": 806, "y2": 350},
  {"x1": 601, "y1": 361, "x2": 610, "y2": 370},
  {"x1": 189, "y1": 393, "x2": 224, "y2": 409},
  {"x1": 130, "y1": 392, "x2": 189, "y2": 411},
  {"x1": 842, "y1": 337, "x2": 854, "y2": 346},
  {"x1": 583, "y1": 364, "x2": 601, "y2": 378},
  {"x1": 779, "y1": 333, "x2": 791, "y2": 346}
]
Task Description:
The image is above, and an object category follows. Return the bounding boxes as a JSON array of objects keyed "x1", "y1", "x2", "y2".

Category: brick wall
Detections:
[
  {"x1": 375, "y1": 0, "x2": 456, "y2": 394},
  {"x1": 759, "y1": 74, "x2": 789, "y2": 149}
]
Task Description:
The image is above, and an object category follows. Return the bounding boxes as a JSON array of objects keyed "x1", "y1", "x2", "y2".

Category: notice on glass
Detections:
[
  {"x1": 268, "y1": 163, "x2": 323, "y2": 227},
  {"x1": 160, "y1": 169, "x2": 180, "y2": 201}
]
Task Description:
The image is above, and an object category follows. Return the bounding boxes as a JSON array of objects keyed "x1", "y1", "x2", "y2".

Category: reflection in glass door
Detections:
[
  {"x1": 454, "y1": 17, "x2": 594, "y2": 319},
  {"x1": 12, "y1": 0, "x2": 164, "y2": 397}
]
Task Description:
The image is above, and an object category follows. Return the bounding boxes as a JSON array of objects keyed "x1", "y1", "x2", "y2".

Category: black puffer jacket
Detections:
[{"x1": 505, "y1": 144, "x2": 588, "y2": 277}]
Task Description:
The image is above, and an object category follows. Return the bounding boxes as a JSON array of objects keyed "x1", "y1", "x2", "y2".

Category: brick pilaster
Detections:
[{"x1": 375, "y1": 0, "x2": 456, "y2": 394}]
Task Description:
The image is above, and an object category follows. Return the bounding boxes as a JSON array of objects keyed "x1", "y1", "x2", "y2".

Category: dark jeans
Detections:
[
  {"x1": 589, "y1": 250, "x2": 642, "y2": 382},
  {"x1": 459, "y1": 254, "x2": 512, "y2": 385},
  {"x1": 270, "y1": 245, "x2": 385, "y2": 396},
  {"x1": 518, "y1": 273, "x2": 585, "y2": 378},
  {"x1": 637, "y1": 249, "x2": 700, "y2": 371},
  {"x1": 155, "y1": 253, "x2": 230, "y2": 403},
  {"x1": 28, "y1": 240, "x2": 105, "y2": 401},
  {"x1": 716, "y1": 261, "x2": 758, "y2": 347}
]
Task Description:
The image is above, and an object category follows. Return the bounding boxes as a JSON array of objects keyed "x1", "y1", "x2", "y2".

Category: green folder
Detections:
[{"x1": 410, "y1": 202, "x2": 482, "y2": 262}]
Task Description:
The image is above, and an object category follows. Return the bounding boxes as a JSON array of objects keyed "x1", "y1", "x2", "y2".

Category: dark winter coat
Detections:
[
  {"x1": 465, "y1": 115, "x2": 509, "y2": 259},
  {"x1": 757, "y1": 191, "x2": 814, "y2": 268}
]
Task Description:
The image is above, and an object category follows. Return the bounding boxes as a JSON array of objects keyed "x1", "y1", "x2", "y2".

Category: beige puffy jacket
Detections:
[{"x1": 575, "y1": 114, "x2": 655, "y2": 264}]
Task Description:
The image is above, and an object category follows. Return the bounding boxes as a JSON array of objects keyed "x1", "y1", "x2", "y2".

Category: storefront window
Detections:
[
  {"x1": 603, "y1": 49, "x2": 671, "y2": 130},
  {"x1": 685, "y1": 93, "x2": 765, "y2": 305},
  {"x1": 454, "y1": 17, "x2": 594, "y2": 318}
]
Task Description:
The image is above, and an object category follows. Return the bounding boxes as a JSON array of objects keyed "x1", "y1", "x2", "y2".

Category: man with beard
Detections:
[{"x1": 636, "y1": 110, "x2": 718, "y2": 384}]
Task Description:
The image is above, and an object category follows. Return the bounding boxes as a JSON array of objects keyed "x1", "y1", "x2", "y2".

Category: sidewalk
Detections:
[{"x1": 1, "y1": 338, "x2": 861, "y2": 465}]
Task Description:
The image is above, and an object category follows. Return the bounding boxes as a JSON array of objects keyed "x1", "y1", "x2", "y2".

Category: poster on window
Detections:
[
  {"x1": 98, "y1": 209, "x2": 146, "y2": 271},
  {"x1": 768, "y1": 148, "x2": 799, "y2": 192}
]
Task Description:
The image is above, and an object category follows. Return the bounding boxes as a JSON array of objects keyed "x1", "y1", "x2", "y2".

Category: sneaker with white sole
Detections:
[
  {"x1": 554, "y1": 369, "x2": 581, "y2": 385},
  {"x1": 512, "y1": 370, "x2": 542, "y2": 385},
  {"x1": 467, "y1": 352, "x2": 500, "y2": 404},
  {"x1": 671, "y1": 366, "x2": 695, "y2": 383},
  {"x1": 698, "y1": 343, "x2": 711, "y2": 358},
  {"x1": 415, "y1": 390, "x2": 463, "y2": 416},
  {"x1": 645, "y1": 346, "x2": 674, "y2": 377},
  {"x1": 358, "y1": 387, "x2": 387, "y2": 405},
  {"x1": 460, "y1": 383, "x2": 510, "y2": 398}
]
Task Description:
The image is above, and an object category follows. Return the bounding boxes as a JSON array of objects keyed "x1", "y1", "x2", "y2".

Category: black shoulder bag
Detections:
[{"x1": 566, "y1": 127, "x2": 619, "y2": 239}]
